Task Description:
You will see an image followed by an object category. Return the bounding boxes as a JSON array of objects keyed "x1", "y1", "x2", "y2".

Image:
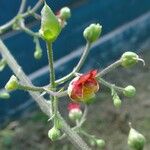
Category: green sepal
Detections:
[{"x1": 39, "y1": 2, "x2": 61, "y2": 42}]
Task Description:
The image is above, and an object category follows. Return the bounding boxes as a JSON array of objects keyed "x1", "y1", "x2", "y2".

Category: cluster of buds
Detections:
[
  {"x1": 67, "y1": 103, "x2": 82, "y2": 121},
  {"x1": 68, "y1": 70, "x2": 99, "y2": 104}
]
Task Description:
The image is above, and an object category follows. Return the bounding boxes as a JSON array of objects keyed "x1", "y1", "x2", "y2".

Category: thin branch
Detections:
[
  {"x1": 0, "y1": 38, "x2": 91, "y2": 150},
  {"x1": 19, "y1": 20, "x2": 40, "y2": 37},
  {"x1": 98, "y1": 78, "x2": 124, "y2": 92},
  {"x1": 97, "y1": 59, "x2": 121, "y2": 77},
  {"x1": 0, "y1": 0, "x2": 44, "y2": 33},
  {"x1": 18, "y1": 0, "x2": 27, "y2": 14},
  {"x1": 22, "y1": 0, "x2": 44, "y2": 18},
  {"x1": 55, "y1": 42, "x2": 91, "y2": 85}
]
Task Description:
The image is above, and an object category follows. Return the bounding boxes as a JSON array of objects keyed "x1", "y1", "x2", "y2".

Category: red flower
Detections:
[
  {"x1": 67, "y1": 103, "x2": 80, "y2": 111},
  {"x1": 68, "y1": 70, "x2": 99, "y2": 103},
  {"x1": 67, "y1": 103, "x2": 82, "y2": 121}
]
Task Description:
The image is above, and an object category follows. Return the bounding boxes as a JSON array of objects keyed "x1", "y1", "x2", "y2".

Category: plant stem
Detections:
[
  {"x1": 97, "y1": 60, "x2": 121, "y2": 77},
  {"x1": 98, "y1": 78, "x2": 124, "y2": 92},
  {"x1": 0, "y1": 0, "x2": 44, "y2": 34},
  {"x1": 46, "y1": 41, "x2": 58, "y2": 127},
  {"x1": 0, "y1": 39, "x2": 91, "y2": 150},
  {"x1": 55, "y1": 42, "x2": 91, "y2": 85},
  {"x1": 19, "y1": 20, "x2": 40, "y2": 37}
]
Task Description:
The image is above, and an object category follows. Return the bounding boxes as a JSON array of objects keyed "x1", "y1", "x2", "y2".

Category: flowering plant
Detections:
[{"x1": 0, "y1": 1, "x2": 146, "y2": 149}]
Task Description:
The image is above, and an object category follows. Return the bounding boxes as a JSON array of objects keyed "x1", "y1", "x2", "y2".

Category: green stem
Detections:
[
  {"x1": 98, "y1": 78, "x2": 124, "y2": 92},
  {"x1": 55, "y1": 42, "x2": 91, "y2": 85},
  {"x1": 19, "y1": 20, "x2": 40, "y2": 37},
  {"x1": 17, "y1": 84, "x2": 44, "y2": 92},
  {"x1": 0, "y1": 38, "x2": 91, "y2": 150},
  {"x1": 46, "y1": 41, "x2": 58, "y2": 127},
  {"x1": 97, "y1": 60, "x2": 121, "y2": 77},
  {"x1": 46, "y1": 42, "x2": 55, "y2": 87}
]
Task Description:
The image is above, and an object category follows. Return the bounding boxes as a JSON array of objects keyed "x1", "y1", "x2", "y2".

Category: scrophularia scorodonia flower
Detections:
[{"x1": 68, "y1": 70, "x2": 99, "y2": 103}]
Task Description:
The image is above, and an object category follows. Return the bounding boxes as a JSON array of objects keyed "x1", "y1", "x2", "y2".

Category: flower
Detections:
[
  {"x1": 39, "y1": 2, "x2": 61, "y2": 42},
  {"x1": 67, "y1": 103, "x2": 82, "y2": 121},
  {"x1": 68, "y1": 70, "x2": 99, "y2": 103}
]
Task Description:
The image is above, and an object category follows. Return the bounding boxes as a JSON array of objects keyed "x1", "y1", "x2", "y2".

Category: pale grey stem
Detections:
[
  {"x1": 56, "y1": 42, "x2": 91, "y2": 84},
  {"x1": 0, "y1": 39, "x2": 91, "y2": 150},
  {"x1": 98, "y1": 60, "x2": 121, "y2": 77},
  {"x1": 18, "y1": 0, "x2": 27, "y2": 14},
  {"x1": 0, "y1": 0, "x2": 44, "y2": 33}
]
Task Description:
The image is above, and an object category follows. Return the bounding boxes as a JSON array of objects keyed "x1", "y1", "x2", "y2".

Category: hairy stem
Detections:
[
  {"x1": 98, "y1": 78, "x2": 124, "y2": 92},
  {"x1": 55, "y1": 42, "x2": 91, "y2": 85},
  {"x1": 46, "y1": 41, "x2": 58, "y2": 127},
  {"x1": 97, "y1": 60, "x2": 121, "y2": 77}
]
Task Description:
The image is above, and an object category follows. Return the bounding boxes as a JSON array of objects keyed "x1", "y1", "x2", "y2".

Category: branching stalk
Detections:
[{"x1": 0, "y1": 39, "x2": 91, "y2": 150}]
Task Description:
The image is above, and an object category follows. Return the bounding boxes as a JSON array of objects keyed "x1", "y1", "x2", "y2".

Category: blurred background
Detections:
[{"x1": 0, "y1": 0, "x2": 150, "y2": 149}]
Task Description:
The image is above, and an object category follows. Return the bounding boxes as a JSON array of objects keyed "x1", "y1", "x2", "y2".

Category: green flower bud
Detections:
[
  {"x1": 33, "y1": 37, "x2": 42, "y2": 60},
  {"x1": 5, "y1": 75, "x2": 19, "y2": 91},
  {"x1": 96, "y1": 139, "x2": 106, "y2": 149},
  {"x1": 59, "y1": 7, "x2": 71, "y2": 20},
  {"x1": 112, "y1": 89, "x2": 122, "y2": 109},
  {"x1": 48, "y1": 127, "x2": 61, "y2": 141},
  {"x1": 0, "y1": 91, "x2": 10, "y2": 99},
  {"x1": 83, "y1": 23, "x2": 102, "y2": 43},
  {"x1": 39, "y1": 2, "x2": 61, "y2": 42},
  {"x1": 121, "y1": 52, "x2": 145, "y2": 68},
  {"x1": 123, "y1": 85, "x2": 136, "y2": 97},
  {"x1": 113, "y1": 96, "x2": 122, "y2": 109},
  {"x1": 34, "y1": 50, "x2": 42, "y2": 60},
  {"x1": 128, "y1": 127, "x2": 146, "y2": 150}
]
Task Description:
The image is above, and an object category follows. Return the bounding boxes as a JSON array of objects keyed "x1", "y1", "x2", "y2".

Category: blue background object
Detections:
[{"x1": 0, "y1": 0, "x2": 150, "y2": 123}]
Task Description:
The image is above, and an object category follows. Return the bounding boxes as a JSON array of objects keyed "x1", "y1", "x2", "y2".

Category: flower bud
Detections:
[
  {"x1": 113, "y1": 96, "x2": 122, "y2": 109},
  {"x1": 121, "y1": 52, "x2": 145, "y2": 68},
  {"x1": 96, "y1": 139, "x2": 106, "y2": 149},
  {"x1": 68, "y1": 103, "x2": 82, "y2": 121},
  {"x1": 39, "y1": 2, "x2": 61, "y2": 42},
  {"x1": 0, "y1": 91, "x2": 10, "y2": 99},
  {"x1": 68, "y1": 70, "x2": 99, "y2": 104},
  {"x1": 112, "y1": 90, "x2": 122, "y2": 109},
  {"x1": 48, "y1": 127, "x2": 61, "y2": 141},
  {"x1": 33, "y1": 37, "x2": 42, "y2": 60},
  {"x1": 83, "y1": 23, "x2": 102, "y2": 43},
  {"x1": 128, "y1": 127, "x2": 146, "y2": 150},
  {"x1": 34, "y1": 50, "x2": 42, "y2": 60},
  {"x1": 59, "y1": 7, "x2": 71, "y2": 20},
  {"x1": 123, "y1": 85, "x2": 136, "y2": 97},
  {"x1": 5, "y1": 75, "x2": 19, "y2": 91}
]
